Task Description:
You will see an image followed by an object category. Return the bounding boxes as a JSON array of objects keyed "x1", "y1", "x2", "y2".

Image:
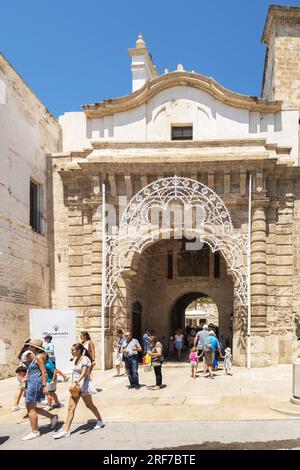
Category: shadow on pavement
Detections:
[
  {"x1": 165, "y1": 438, "x2": 300, "y2": 450},
  {"x1": 0, "y1": 436, "x2": 9, "y2": 446},
  {"x1": 71, "y1": 420, "x2": 104, "y2": 435},
  {"x1": 39, "y1": 421, "x2": 64, "y2": 435}
]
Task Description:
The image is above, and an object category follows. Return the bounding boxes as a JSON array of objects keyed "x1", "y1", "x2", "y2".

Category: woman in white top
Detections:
[
  {"x1": 53, "y1": 343, "x2": 104, "y2": 439},
  {"x1": 175, "y1": 329, "x2": 184, "y2": 361}
]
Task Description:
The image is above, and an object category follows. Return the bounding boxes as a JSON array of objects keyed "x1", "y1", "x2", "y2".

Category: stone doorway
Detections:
[{"x1": 127, "y1": 238, "x2": 234, "y2": 350}]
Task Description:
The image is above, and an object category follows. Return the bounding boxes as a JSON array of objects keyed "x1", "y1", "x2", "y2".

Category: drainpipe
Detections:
[
  {"x1": 247, "y1": 173, "x2": 252, "y2": 369},
  {"x1": 101, "y1": 183, "x2": 106, "y2": 372}
]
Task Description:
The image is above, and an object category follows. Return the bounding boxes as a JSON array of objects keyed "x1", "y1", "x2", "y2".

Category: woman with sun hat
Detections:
[{"x1": 21, "y1": 339, "x2": 58, "y2": 441}]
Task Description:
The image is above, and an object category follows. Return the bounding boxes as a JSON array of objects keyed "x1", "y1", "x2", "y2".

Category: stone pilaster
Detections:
[
  {"x1": 250, "y1": 201, "x2": 271, "y2": 366},
  {"x1": 251, "y1": 202, "x2": 268, "y2": 328}
]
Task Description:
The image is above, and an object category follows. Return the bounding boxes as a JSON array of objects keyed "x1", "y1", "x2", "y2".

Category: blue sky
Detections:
[{"x1": 1, "y1": 0, "x2": 299, "y2": 118}]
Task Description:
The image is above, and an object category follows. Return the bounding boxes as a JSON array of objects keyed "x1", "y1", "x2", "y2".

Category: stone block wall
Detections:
[{"x1": 0, "y1": 54, "x2": 60, "y2": 378}]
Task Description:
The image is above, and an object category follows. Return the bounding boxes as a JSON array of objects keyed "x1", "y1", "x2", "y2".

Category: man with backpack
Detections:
[{"x1": 199, "y1": 331, "x2": 222, "y2": 379}]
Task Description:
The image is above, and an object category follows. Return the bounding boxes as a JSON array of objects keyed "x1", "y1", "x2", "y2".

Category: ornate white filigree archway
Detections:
[{"x1": 104, "y1": 176, "x2": 248, "y2": 308}]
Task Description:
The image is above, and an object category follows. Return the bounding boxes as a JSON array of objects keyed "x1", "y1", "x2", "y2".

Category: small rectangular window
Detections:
[
  {"x1": 171, "y1": 125, "x2": 193, "y2": 141},
  {"x1": 30, "y1": 180, "x2": 43, "y2": 234}
]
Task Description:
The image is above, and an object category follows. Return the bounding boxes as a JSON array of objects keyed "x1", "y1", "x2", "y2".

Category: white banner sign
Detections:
[{"x1": 30, "y1": 309, "x2": 77, "y2": 374}]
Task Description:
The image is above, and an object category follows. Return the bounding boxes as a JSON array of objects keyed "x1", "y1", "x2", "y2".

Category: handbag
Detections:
[
  {"x1": 69, "y1": 382, "x2": 81, "y2": 398},
  {"x1": 151, "y1": 345, "x2": 164, "y2": 367},
  {"x1": 70, "y1": 367, "x2": 81, "y2": 397},
  {"x1": 152, "y1": 356, "x2": 164, "y2": 366},
  {"x1": 87, "y1": 380, "x2": 98, "y2": 395}
]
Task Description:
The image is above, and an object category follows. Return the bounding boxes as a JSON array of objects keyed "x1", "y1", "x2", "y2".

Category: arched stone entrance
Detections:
[
  {"x1": 105, "y1": 176, "x2": 248, "y2": 365},
  {"x1": 123, "y1": 238, "x2": 234, "y2": 348},
  {"x1": 170, "y1": 290, "x2": 233, "y2": 349}
]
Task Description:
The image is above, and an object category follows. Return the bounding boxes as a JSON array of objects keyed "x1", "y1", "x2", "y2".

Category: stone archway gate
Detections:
[{"x1": 103, "y1": 176, "x2": 249, "y2": 309}]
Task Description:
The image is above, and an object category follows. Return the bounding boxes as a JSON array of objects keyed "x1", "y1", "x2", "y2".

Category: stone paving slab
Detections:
[
  {"x1": 0, "y1": 363, "x2": 296, "y2": 424},
  {"x1": 2, "y1": 420, "x2": 300, "y2": 450}
]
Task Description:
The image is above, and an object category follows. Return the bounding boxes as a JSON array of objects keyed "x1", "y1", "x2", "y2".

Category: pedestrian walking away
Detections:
[
  {"x1": 53, "y1": 343, "x2": 104, "y2": 439},
  {"x1": 121, "y1": 331, "x2": 142, "y2": 389},
  {"x1": 189, "y1": 347, "x2": 199, "y2": 379},
  {"x1": 194, "y1": 325, "x2": 209, "y2": 373},
  {"x1": 21, "y1": 339, "x2": 58, "y2": 441},
  {"x1": 199, "y1": 331, "x2": 222, "y2": 379}
]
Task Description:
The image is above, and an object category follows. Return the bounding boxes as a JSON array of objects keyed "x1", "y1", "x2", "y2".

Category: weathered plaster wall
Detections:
[{"x1": 0, "y1": 54, "x2": 60, "y2": 378}]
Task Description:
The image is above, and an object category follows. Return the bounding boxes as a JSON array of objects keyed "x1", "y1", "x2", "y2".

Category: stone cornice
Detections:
[
  {"x1": 82, "y1": 72, "x2": 282, "y2": 117},
  {"x1": 57, "y1": 158, "x2": 280, "y2": 177},
  {"x1": 262, "y1": 5, "x2": 300, "y2": 46},
  {"x1": 51, "y1": 139, "x2": 293, "y2": 167},
  {"x1": 90, "y1": 138, "x2": 270, "y2": 150}
]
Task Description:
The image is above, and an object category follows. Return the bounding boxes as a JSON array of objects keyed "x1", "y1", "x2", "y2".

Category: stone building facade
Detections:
[
  {"x1": 1, "y1": 5, "x2": 300, "y2": 377},
  {"x1": 0, "y1": 53, "x2": 60, "y2": 378}
]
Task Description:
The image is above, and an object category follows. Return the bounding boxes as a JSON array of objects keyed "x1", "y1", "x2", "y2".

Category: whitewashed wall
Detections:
[{"x1": 59, "y1": 84, "x2": 299, "y2": 163}]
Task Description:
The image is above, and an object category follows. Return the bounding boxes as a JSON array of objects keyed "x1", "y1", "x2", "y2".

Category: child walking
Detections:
[
  {"x1": 45, "y1": 356, "x2": 62, "y2": 410},
  {"x1": 189, "y1": 347, "x2": 198, "y2": 379},
  {"x1": 224, "y1": 347, "x2": 233, "y2": 375}
]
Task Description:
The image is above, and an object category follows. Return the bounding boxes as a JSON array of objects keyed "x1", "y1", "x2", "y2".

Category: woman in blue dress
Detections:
[{"x1": 21, "y1": 339, "x2": 58, "y2": 441}]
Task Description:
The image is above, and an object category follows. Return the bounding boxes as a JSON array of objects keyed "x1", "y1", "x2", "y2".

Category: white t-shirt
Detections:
[
  {"x1": 73, "y1": 355, "x2": 91, "y2": 392},
  {"x1": 175, "y1": 334, "x2": 184, "y2": 344}
]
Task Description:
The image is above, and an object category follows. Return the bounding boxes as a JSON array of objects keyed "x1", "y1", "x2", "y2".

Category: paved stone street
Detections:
[
  {"x1": 1, "y1": 420, "x2": 300, "y2": 450},
  {"x1": 0, "y1": 362, "x2": 300, "y2": 449}
]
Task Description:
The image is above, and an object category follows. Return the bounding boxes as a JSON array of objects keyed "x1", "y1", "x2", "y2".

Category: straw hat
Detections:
[{"x1": 25, "y1": 339, "x2": 46, "y2": 352}]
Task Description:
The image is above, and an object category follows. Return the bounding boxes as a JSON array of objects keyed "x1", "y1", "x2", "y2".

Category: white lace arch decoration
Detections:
[{"x1": 105, "y1": 176, "x2": 248, "y2": 307}]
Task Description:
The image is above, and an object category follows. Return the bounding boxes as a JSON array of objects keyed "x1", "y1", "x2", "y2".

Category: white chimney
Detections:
[{"x1": 128, "y1": 33, "x2": 158, "y2": 92}]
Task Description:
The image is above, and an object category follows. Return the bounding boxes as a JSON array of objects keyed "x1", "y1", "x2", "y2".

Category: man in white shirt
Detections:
[{"x1": 121, "y1": 331, "x2": 142, "y2": 389}]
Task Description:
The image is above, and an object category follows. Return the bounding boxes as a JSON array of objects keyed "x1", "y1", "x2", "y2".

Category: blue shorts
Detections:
[{"x1": 25, "y1": 381, "x2": 43, "y2": 405}]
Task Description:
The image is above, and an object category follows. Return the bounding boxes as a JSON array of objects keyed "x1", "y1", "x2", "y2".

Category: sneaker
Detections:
[
  {"x1": 39, "y1": 399, "x2": 48, "y2": 405},
  {"x1": 22, "y1": 431, "x2": 40, "y2": 441},
  {"x1": 53, "y1": 430, "x2": 70, "y2": 439},
  {"x1": 50, "y1": 414, "x2": 58, "y2": 430},
  {"x1": 12, "y1": 406, "x2": 23, "y2": 412},
  {"x1": 52, "y1": 403, "x2": 63, "y2": 409},
  {"x1": 94, "y1": 420, "x2": 104, "y2": 430},
  {"x1": 45, "y1": 406, "x2": 53, "y2": 411}
]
